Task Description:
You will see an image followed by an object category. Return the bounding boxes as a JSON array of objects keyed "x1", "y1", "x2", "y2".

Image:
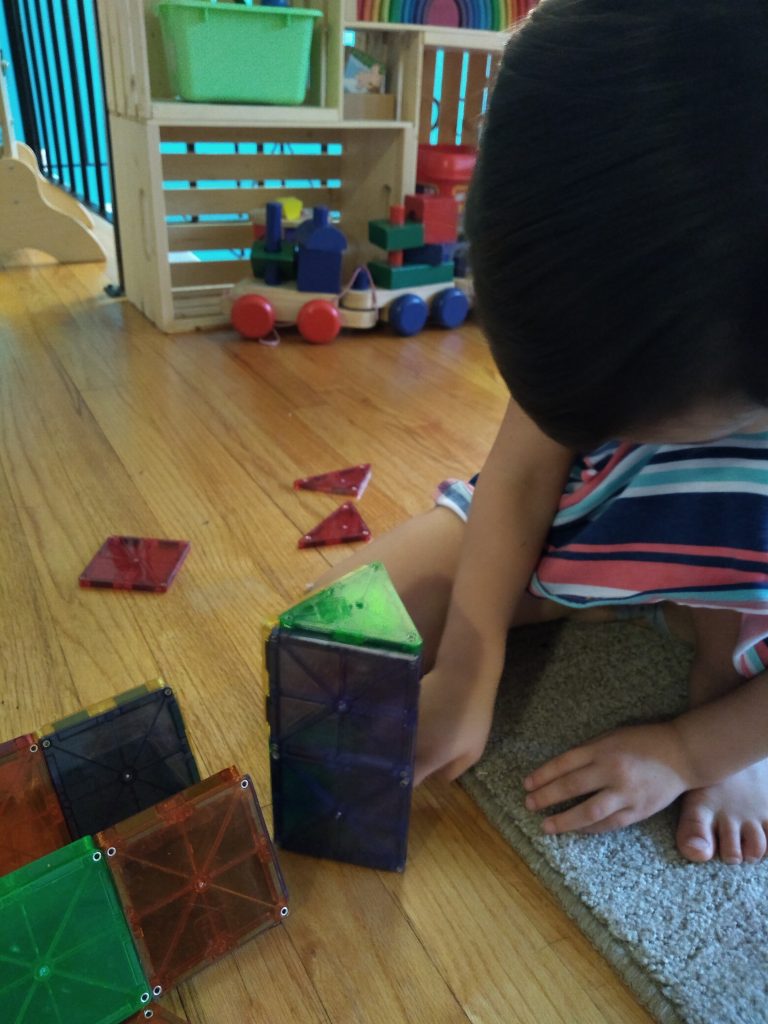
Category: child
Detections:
[{"x1": 311, "y1": 0, "x2": 768, "y2": 865}]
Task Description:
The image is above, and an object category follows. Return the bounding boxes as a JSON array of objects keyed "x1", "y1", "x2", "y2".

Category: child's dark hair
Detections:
[{"x1": 466, "y1": 0, "x2": 768, "y2": 448}]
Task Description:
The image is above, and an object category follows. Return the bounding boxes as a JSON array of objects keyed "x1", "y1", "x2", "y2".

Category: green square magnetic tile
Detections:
[{"x1": 0, "y1": 837, "x2": 151, "y2": 1024}]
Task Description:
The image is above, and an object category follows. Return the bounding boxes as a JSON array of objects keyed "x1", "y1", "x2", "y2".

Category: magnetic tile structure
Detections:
[
  {"x1": 79, "y1": 536, "x2": 191, "y2": 593},
  {"x1": 0, "y1": 836, "x2": 151, "y2": 1024},
  {"x1": 0, "y1": 734, "x2": 70, "y2": 877},
  {"x1": 40, "y1": 681, "x2": 200, "y2": 839},
  {"x1": 266, "y1": 562, "x2": 422, "y2": 871},
  {"x1": 97, "y1": 767, "x2": 289, "y2": 992}
]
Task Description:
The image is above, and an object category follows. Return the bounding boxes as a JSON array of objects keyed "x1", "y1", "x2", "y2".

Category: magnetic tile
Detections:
[
  {"x1": 0, "y1": 837, "x2": 151, "y2": 1024},
  {"x1": 293, "y1": 464, "x2": 372, "y2": 498},
  {"x1": 97, "y1": 768, "x2": 289, "y2": 992},
  {"x1": 0, "y1": 734, "x2": 71, "y2": 877},
  {"x1": 298, "y1": 502, "x2": 371, "y2": 549},
  {"x1": 79, "y1": 537, "x2": 190, "y2": 593},
  {"x1": 266, "y1": 629, "x2": 421, "y2": 871},
  {"x1": 272, "y1": 755, "x2": 414, "y2": 872},
  {"x1": 41, "y1": 682, "x2": 199, "y2": 839},
  {"x1": 279, "y1": 561, "x2": 423, "y2": 653}
]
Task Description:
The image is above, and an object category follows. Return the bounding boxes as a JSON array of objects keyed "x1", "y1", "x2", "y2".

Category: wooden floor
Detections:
[{"x1": 0, "y1": 245, "x2": 653, "y2": 1024}]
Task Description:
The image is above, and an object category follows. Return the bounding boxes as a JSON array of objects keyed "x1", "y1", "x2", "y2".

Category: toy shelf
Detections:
[
  {"x1": 95, "y1": 0, "x2": 505, "y2": 333},
  {"x1": 346, "y1": 20, "x2": 506, "y2": 52}
]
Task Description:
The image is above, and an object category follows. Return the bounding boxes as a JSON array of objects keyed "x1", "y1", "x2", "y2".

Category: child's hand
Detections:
[
  {"x1": 414, "y1": 666, "x2": 498, "y2": 785},
  {"x1": 523, "y1": 722, "x2": 694, "y2": 835}
]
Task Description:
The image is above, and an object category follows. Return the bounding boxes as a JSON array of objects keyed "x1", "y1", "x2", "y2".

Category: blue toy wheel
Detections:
[
  {"x1": 431, "y1": 287, "x2": 470, "y2": 329},
  {"x1": 388, "y1": 293, "x2": 429, "y2": 336}
]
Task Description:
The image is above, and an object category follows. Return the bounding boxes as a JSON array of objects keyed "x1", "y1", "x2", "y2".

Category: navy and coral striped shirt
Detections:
[
  {"x1": 436, "y1": 433, "x2": 768, "y2": 678},
  {"x1": 532, "y1": 436, "x2": 768, "y2": 675}
]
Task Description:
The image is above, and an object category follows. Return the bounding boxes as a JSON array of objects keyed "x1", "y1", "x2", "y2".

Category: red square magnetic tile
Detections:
[
  {"x1": 79, "y1": 537, "x2": 191, "y2": 593},
  {"x1": 97, "y1": 768, "x2": 288, "y2": 991},
  {"x1": 0, "y1": 734, "x2": 71, "y2": 876}
]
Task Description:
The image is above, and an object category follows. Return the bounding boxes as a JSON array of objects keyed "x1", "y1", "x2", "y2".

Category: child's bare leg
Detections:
[
  {"x1": 308, "y1": 506, "x2": 569, "y2": 670},
  {"x1": 676, "y1": 608, "x2": 768, "y2": 864}
]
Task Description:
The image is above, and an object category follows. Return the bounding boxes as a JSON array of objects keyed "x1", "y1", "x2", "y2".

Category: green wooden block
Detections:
[
  {"x1": 368, "y1": 219, "x2": 424, "y2": 252},
  {"x1": 250, "y1": 240, "x2": 296, "y2": 280},
  {"x1": 367, "y1": 260, "x2": 455, "y2": 289},
  {"x1": 0, "y1": 837, "x2": 151, "y2": 1024},
  {"x1": 279, "y1": 561, "x2": 422, "y2": 654}
]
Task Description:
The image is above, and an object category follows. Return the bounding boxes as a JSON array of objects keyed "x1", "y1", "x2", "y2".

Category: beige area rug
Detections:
[{"x1": 462, "y1": 621, "x2": 768, "y2": 1024}]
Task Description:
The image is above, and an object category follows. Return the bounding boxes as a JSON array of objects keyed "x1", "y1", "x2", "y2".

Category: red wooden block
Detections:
[
  {"x1": 404, "y1": 194, "x2": 459, "y2": 244},
  {"x1": 293, "y1": 464, "x2": 372, "y2": 498},
  {"x1": 97, "y1": 768, "x2": 288, "y2": 992},
  {"x1": 0, "y1": 734, "x2": 71, "y2": 876},
  {"x1": 298, "y1": 502, "x2": 372, "y2": 549},
  {"x1": 79, "y1": 537, "x2": 191, "y2": 593}
]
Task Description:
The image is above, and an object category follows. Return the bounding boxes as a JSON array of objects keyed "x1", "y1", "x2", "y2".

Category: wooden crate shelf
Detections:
[{"x1": 96, "y1": 0, "x2": 504, "y2": 333}]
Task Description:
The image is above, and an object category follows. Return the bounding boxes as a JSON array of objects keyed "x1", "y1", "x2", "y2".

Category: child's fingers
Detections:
[
  {"x1": 524, "y1": 765, "x2": 602, "y2": 812},
  {"x1": 540, "y1": 791, "x2": 627, "y2": 835},
  {"x1": 523, "y1": 745, "x2": 594, "y2": 793},
  {"x1": 577, "y1": 807, "x2": 640, "y2": 834}
]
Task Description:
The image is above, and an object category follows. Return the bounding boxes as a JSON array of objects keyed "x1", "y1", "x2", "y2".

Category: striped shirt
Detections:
[{"x1": 436, "y1": 433, "x2": 768, "y2": 678}]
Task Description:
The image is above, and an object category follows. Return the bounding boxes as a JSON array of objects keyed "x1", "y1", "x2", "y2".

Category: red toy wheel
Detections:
[
  {"x1": 297, "y1": 299, "x2": 341, "y2": 344},
  {"x1": 231, "y1": 293, "x2": 275, "y2": 340}
]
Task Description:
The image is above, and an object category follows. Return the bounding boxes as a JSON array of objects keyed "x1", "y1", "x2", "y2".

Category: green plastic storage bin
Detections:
[{"x1": 157, "y1": 1, "x2": 323, "y2": 105}]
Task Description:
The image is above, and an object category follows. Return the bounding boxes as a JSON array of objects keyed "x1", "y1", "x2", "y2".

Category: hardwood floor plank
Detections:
[{"x1": 280, "y1": 853, "x2": 471, "y2": 1024}]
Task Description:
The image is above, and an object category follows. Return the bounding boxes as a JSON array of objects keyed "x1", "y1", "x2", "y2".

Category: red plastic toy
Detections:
[
  {"x1": 0, "y1": 734, "x2": 71, "y2": 876},
  {"x1": 97, "y1": 768, "x2": 289, "y2": 993},
  {"x1": 293, "y1": 464, "x2": 372, "y2": 498},
  {"x1": 79, "y1": 537, "x2": 191, "y2": 593},
  {"x1": 298, "y1": 502, "x2": 372, "y2": 549}
]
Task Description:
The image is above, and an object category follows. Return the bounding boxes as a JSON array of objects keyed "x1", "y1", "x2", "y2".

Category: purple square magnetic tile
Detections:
[{"x1": 41, "y1": 685, "x2": 200, "y2": 838}]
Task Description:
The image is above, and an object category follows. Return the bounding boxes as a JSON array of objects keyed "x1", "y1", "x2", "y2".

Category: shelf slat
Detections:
[{"x1": 345, "y1": 21, "x2": 507, "y2": 52}]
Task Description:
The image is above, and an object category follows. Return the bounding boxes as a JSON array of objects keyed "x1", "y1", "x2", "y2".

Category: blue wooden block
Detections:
[
  {"x1": 403, "y1": 242, "x2": 457, "y2": 267},
  {"x1": 297, "y1": 249, "x2": 343, "y2": 294}
]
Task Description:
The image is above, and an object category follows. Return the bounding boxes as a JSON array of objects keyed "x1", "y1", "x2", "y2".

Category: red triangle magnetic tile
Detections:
[
  {"x1": 298, "y1": 502, "x2": 372, "y2": 549},
  {"x1": 293, "y1": 464, "x2": 372, "y2": 498}
]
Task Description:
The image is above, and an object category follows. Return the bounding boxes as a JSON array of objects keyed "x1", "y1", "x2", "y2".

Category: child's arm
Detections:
[
  {"x1": 523, "y1": 670, "x2": 768, "y2": 835},
  {"x1": 415, "y1": 396, "x2": 574, "y2": 783}
]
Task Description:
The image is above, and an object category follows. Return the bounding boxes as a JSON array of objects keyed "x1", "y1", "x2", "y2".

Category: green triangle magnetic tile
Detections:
[
  {"x1": 0, "y1": 837, "x2": 151, "y2": 1024},
  {"x1": 278, "y1": 562, "x2": 422, "y2": 654}
]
